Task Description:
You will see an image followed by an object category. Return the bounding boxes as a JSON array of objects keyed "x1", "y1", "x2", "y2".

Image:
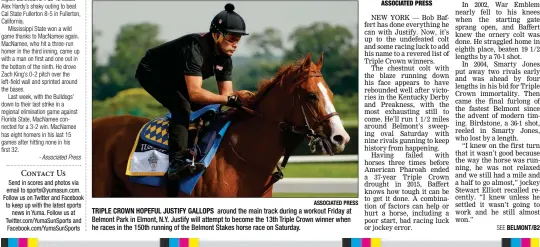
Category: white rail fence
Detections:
[
  {"x1": 279, "y1": 154, "x2": 357, "y2": 164},
  {"x1": 273, "y1": 178, "x2": 358, "y2": 194},
  {"x1": 274, "y1": 155, "x2": 359, "y2": 194}
]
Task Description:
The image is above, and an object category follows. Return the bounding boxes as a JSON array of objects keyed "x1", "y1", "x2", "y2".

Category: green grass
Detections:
[
  {"x1": 272, "y1": 162, "x2": 358, "y2": 198},
  {"x1": 343, "y1": 119, "x2": 358, "y2": 127},
  {"x1": 281, "y1": 162, "x2": 358, "y2": 178},
  {"x1": 273, "y1": 193, "x2": 358, "y2": 198}
]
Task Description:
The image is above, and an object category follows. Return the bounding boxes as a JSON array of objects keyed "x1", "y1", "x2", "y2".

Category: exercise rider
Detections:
[{"x1": 135, "y1": 3, "x2": 248, "y2": 180}]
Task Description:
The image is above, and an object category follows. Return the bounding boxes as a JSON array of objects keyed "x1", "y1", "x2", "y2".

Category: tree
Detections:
[
  {"x1": 284, "y1": 22, "x2": 357, "y2": 95},
  {"x1": 245, "y1": 27, "x2": 283, "y2": 58},
  {"x1": 92, "y1": 29, "x2": 100, "y2": 69},
  {"x1": 92, "y1": 29, "x2": 109, "y2": 100},
  {"x1": 92, "y1": 88, "x2": 167, "y2": 119},
  {"x1": 231, "y1": 59, "x2": 281, "y2": 92},
  {"x1": 97, "y1": 23, "x2": 165, "y2": 100}
]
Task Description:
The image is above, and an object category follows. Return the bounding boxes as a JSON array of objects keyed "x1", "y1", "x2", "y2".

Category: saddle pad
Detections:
[
  {"x1": 126, "y1": 113, "x2": 232, "y2": 195},
  {"x1": 138, "y1": 104, "x2": 222, "y2": 150}
]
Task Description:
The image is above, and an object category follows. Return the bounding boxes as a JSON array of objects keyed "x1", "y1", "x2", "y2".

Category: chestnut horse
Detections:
[{"x1": 92, "y1": 52, "x2": 350, "y2": 197}]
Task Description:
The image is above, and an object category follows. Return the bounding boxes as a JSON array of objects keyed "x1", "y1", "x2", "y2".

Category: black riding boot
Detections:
[
  {"x1": 167, "y1": 120, "x2": 191, "y2": 180},
  {"x1": 167, "y1": 120, "x2": 204, "y2": 180}
]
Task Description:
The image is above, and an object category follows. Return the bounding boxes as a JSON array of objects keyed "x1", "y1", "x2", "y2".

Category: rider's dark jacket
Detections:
[{"x1": 136, "y1": 32, "x2": 233, "y2": 99}]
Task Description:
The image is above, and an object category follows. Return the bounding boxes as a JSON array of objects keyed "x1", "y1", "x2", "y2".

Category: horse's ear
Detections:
[
  {"x1": 302, "y1": 53, "x2": 312, "y2": 70},
  {"x1": 316, "y1": 51, "x2": 324, "y2": 69}
]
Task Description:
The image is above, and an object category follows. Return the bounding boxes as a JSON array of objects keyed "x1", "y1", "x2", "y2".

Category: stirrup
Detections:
[
  {"x1": 186, "y1": 159, "x2": 205, "y2": 172},
  {"x1": 167, "y1": 159, "x2": 204, "y2": 180}
]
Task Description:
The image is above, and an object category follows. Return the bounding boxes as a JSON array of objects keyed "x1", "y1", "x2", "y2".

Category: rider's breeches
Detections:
[{"x1": 135, "y1": 58, "x2": 191, "y2": 156}]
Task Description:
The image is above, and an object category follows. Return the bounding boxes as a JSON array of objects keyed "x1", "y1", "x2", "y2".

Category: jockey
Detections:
[{"x1": 135, "y1": 3, "x2": 248, "y2": 180}]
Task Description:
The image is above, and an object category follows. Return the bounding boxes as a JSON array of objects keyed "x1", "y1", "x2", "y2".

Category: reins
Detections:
[{"x1": 228, "y1": 71, "x2": 339, "y2": 196}]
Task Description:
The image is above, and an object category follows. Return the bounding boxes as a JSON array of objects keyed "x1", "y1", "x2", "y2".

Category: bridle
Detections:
[{"x1": 230, "y1": 70, "x2": 339, "y2": 195}]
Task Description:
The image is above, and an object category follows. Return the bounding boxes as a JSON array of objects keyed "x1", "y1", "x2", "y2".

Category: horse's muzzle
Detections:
[{"x1": 308, "y1": 135, "x2": 344, "y2": 155}]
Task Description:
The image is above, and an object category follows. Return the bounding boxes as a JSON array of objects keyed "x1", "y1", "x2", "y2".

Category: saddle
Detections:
[{"x1": 125, "y1": 104, "x2": 233, "y2": 195}]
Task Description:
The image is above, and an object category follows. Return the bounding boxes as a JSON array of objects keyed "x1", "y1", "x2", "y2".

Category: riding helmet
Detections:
[{"x1": 210, "y1": 3, "x2": 249, "y2": 36}]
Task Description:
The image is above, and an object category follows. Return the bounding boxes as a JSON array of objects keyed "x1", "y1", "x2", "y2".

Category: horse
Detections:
[{"x1": 91, "y1": 52, "x2": 351, "y2": 198}]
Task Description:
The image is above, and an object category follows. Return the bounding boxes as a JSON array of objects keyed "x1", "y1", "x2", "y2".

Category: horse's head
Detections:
[
  {"x1": 291, "y1": 52, "x2": 350, "y2": 154},
  {"x1": 236, "y1": 52, "x2": 350, "y2": 155},
  {"x1": 262, "y1": 52, "x2": 351, "y2": 155}
]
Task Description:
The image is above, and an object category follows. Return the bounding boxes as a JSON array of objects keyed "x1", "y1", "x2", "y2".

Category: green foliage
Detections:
[
  {"x1": 92, "y1": 88, "x2": 167, "y2": 119},
  {"x1": 284, "y1": 22, "x2": 358, "y2": 95},
  {"x1": 333, "y1": 93, "x2": 358, "y2": 122},
  {"x1": 245, "y1": 27, "x2": 283, "y2": 58},
  {"x1": 283, "y1": 163, "x2": 358, "y2": 178},
  {"x1": 93, "y1": 23, "x2": 164, "y2": 101},
  {"x1": 92, "y1": 21, "x2": 358, "y2": 121},
  {"x1": 231, "y1": 58, "x2": 282, "y2": 92}
]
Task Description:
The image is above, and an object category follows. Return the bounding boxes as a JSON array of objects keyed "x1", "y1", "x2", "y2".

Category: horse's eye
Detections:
[{"x1": 308, "y1": 93, "x2": 318, "y2": 101}]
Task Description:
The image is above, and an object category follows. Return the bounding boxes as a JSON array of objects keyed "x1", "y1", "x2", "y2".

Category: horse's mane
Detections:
[{"x1": 240, "y1": 57, "x2": 307, "y2": 109}]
